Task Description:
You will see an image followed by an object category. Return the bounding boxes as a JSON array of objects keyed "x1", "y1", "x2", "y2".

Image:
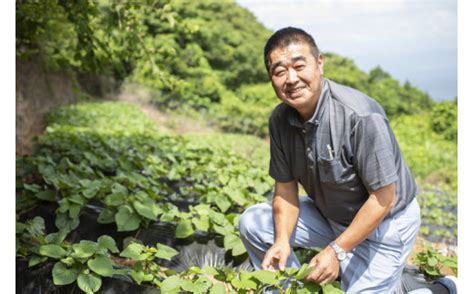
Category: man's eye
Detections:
[
  {"x1": 274, "y1": 70, "x2": 285, "y2": 77},
  {"x1": 295, "y1": 64, "x2": 305, "y2": 70}
]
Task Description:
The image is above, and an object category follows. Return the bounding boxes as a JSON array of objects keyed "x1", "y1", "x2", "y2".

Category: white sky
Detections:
[{"x1": 237, "y1": 0, "x2": 457, "y2": 101}]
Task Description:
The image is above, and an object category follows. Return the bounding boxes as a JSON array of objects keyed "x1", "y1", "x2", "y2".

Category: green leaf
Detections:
[
  {"x1": 38, "y1": 244, "x2": 67, "y2": 259},
  {"x1": 213, "y1": 224, "x2": 234, "y2": 236},
  {"x1": 77, "y1": 272, "x2": 102, "y2": 293},
  {"x1": 209, "y1": 282, "x2": 226, "y2": 294},
  {"x1": 193, "y1": 276, "x2": 213, "y2": 293},
  {"x1": 161, "y1": 275, "x2": 182, "y2": 293},
  {"x1": 251, "y1": 270, "x2": 279, "y2": 285},
  {"x1": 427, "y1": 257, "x2": 438, "y2": 267},
  {"x1": 28, "y1": 255, "x2": 48, "y2": 267},
  {"x1": 120, "y1": 243, "x2": 145, "y2": 261},
  {"x1": 55, "y1": 213, "x2": 79, "y2": 232},
  {"x1": 105, "y1": 192, "x2": 126, "y2": 206},
  {"x1": 36, "y1": 190, "x2": 56, "y2": 201},
  {"x1": 69, "y1": 194, "x2": 85, "y2": 205},
  {"x1": 154, "y1": 243, "x2": 178, "y2": 261},
  {"x1": 426, "y1": 268, "x2": 440, "y2": 276},
  {"x1": 232, "y1": 241, "x2": 247, "y2": 256},
  {"x1": 133, "y1": 200, "x2": 159, "y2": 220},
  {"x1": 58, "y1": 199, "x2": 70, "y2": 213},
  {"x1": 87, "y1": 255, "x2": 115, "y2": 277},
  {"x1": 231, "y1": 276, "x2": 257, "y2": 290},
  {"x1": 72, "y1": 240, "x2": 99, "y2": 258},
  {"x1": 321, "y1": 282, "x2": 343, "y2": 294},
  {"x1": 202, "y1": 266, "x2": 220, "y2": 276},
  {"x1": 215, "y1": 196, "x2": 231, "y2": 212},
  {"x1": 69, "y1": 204, "x2": 82, "y2": 219},
  {"x1": 160, "y1": 211, "x2": 176, "y2": 222},
  {"x1": 115, "y1": 206, "x2": 141, "y2": 232},
  {"x1": 295, "y1": 264, "x2": 312, "y2": 280},
  {"x1": 82, "y1": 180, "x2": 102, "y2": 199},
  {"x1": 180, "y1": 279, "x2": 195, "y2": 292},
  {"x1": 23, "y1": 183, "x2": 41, "y2": 192},
  {"x1": 16, "y1": 222, "x2": 26, "y2": 234},
  {"x1": 187, "y1": 266, "x2": 203, "y2": 274},
  {"x1": 284, "y1": 267, "x2": 299, "y2": 276},
  {"x1": 97, "y1": 208, "x2": 115, "y2": 224},
  {"x1": 27, "y1": 216, "x2": 45, "y2": 237},
  {"x1": 111, "y1": 183, "x2": 127, "y2": 194},
  {"x1": 192, "y1": 215, "x2": 210, "y2": 232},
  {"x1": 52, "y1": 262, "x2": 79, "y2": 285},
  {"x1": 60, "y1": 256, "x2": 75, "y2": 266},
  {"x1": 224, "y1": 234, "x2": 241, "y2": 251},
  {"x1": 45, "y1": 231, "x2": 68, "y2": 245},
  {"x1": 131, "y1": 269, "x2": 144, "y2": 284},
  {"x1": 98, "y1": 235, "x2": 119, "y2": 253},
  {"x1": 175, "y1": 219, "x2": 194, "y2": 238}
]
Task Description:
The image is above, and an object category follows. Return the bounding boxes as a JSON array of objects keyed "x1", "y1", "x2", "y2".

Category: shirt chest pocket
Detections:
[{"x1": 317, "y1": 155, "x2": 360, "y2": 189}]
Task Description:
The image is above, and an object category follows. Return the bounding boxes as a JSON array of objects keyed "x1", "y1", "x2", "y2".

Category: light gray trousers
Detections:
[{"x1": 238, "y1": 196, "x2": 421, "y2": 293}]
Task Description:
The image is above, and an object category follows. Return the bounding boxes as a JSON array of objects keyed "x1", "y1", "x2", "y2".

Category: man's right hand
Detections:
[{"x1": 261, "y1": 241, "x2": 292, "y2": 271}]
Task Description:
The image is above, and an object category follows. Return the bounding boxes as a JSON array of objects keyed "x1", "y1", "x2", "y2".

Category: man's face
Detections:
[{"x1": 268, "y1": 42, "x2": 324, "y2": 116}]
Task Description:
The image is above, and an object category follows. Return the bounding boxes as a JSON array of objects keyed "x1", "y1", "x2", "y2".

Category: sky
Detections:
[{"x1": 237, "y1": 0, "x2": 457, "y2": 101}]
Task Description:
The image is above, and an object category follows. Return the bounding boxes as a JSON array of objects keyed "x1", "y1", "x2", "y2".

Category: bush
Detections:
[{"x1": 429, "y1": 101, "x2": 457, "y2": 142}]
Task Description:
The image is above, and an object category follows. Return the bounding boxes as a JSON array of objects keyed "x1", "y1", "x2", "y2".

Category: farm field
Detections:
[{"x1": 16, "y1": 101, "x2": 457, "y2": 293}]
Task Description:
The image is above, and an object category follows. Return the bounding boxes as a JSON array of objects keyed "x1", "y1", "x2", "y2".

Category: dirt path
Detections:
[{"x1": 117, "y1": 82, "x2": 217, "y2": 135}]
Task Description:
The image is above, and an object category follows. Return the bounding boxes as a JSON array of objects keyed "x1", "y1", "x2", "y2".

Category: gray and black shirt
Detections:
[{"x1": 269, "y1": 78, "x2": 417, "y2": 226}]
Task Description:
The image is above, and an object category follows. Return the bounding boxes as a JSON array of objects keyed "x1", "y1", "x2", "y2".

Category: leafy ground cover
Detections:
[{"x1": 17, "y1": 101, "x2": 346, "y2": 293}]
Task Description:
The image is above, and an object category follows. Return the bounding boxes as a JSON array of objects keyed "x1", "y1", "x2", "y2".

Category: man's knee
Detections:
[{"x1": 239, "y1": 202, "x2": 272, "y2": 241}]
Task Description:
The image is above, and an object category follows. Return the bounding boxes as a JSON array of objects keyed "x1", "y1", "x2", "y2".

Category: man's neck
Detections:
[
  {"x1": 299, "y1": 97, "x2": 319, "y2": 122},
  {"x1": 298, "y1": 78, "x2": 324, "y2": 122}
]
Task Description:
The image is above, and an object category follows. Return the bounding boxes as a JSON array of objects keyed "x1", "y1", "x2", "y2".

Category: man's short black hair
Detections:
[{"x1": 264, "y1": 27, "x2": 320, "y2": 73}]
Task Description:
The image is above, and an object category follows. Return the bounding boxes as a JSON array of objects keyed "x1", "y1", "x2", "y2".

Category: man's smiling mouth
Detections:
[{"x1": 287, "y1": 86, "x2": 306, "y2": 97}]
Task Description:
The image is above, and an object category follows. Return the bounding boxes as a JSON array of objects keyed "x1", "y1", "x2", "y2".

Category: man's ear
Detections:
[{"x1": 318, "y1": 54, "x2": 325, "y2": 75}]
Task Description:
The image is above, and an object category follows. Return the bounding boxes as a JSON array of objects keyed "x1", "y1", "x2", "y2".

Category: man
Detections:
[{"x1": 238, "y1": 27, "x2": 422, "y2": 293}]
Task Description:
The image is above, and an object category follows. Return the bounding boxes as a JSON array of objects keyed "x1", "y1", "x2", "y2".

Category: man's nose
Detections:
[{"x1": 286, "y1": 68, "x2": 299, "y2": 84}]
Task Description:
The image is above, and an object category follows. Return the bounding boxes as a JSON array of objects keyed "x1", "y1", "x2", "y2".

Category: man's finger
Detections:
[
  {"x1": 278, "y1": 254, "x2": 288, "y2": 271},
  {"x1": 320, "y1": 275, "x2": 336, "y2": 285},
  {"x1": 306, "y1": 266, "x2": 322, "y2": 282},
  {"x1": 314, "y1": 271, "x2": 330, "y2": 283},
  {"x1": 262, "y1": 253, "x2": 277, "y2": 270}
]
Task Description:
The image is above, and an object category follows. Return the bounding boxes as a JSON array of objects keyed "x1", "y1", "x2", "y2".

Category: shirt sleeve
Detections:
[
  {"x1": 268, "y1": 115, "x2": 294, "y2": 182},
  {"x1": 353, "y1": 113, "x2": 398, "y2": 191}
]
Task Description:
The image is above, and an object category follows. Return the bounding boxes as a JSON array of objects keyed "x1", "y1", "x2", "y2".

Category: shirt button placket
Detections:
[{"x1": 304, "y1": 125, "x2": 315, "y2": 173}]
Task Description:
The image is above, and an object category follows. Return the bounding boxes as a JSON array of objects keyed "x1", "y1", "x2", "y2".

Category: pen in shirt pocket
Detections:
[{"x1": 327, "y1": 144, "x2": 334, "y2": 160}]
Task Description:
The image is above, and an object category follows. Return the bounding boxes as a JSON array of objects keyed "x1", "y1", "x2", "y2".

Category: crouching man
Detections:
[{"x1": 239, "y1": 27, "x2": 421, "y2": 293}]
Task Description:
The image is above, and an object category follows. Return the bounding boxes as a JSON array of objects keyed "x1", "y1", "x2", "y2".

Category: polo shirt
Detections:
[{"x1": 269, "y1": 78, "x2": 417, "y2": 226}]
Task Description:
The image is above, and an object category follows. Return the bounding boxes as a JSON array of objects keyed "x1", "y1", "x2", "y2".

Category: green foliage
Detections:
[
  {"x1": 210, "y1": 89, "x2": 274, "y2": 137},
  {"x1": 324, "y1": 53, "x2": 434, "y2": 118},
  {"x1": 18, "y1": 101, "x2": 272, "y2": 250},
  {"x1": 391, "y1": 113, "x2": 457, "y2": 181},
  {"x1": 17, "y1": 216, "x2": 343, "y2": 293},
  {"x1": 16, "y1": 216, "x2": 120, "y2": 293},
  {"x1": 324, "y1": 53, "x2": 370, "y2": 93},
  {"x1": 325, "y1": 54, "x2": 426, "y2": 118},
  {"x1": 413, "y1": 242, "x2": 457, "y2": 279},
  {"x1": 416, "y1": 186, "x2": 457, "y2": 241},
  {"x1": 17, "y1": 0, "x2": 436, "y2": 137},
  {"x1": 429, "y1": 100, "x2": 457, "y2": 141}
]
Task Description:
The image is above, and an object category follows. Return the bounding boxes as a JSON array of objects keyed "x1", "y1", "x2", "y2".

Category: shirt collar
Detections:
[{"x1": 287, "y1": 78, "x2": 330, "y2": 128}]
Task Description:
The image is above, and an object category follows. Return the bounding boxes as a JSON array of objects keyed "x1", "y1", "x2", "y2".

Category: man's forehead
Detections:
[{"x1": 269, "y1": 42, "x2": 312, "y2": 64}]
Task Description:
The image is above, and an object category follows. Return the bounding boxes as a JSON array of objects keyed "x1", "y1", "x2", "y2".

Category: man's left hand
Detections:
[{"x1": 305, "y1": 246, "x2": 340, "y2": 284}]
